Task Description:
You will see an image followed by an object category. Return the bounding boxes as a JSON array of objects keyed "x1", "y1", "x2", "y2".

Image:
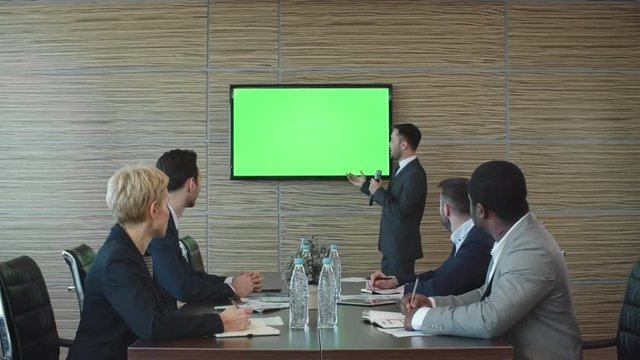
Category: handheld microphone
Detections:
[{"x1": 368, "y1": 170, "x2": 382, "y2": 206}]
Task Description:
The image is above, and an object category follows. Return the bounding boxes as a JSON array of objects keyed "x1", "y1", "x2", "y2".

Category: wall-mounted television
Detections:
[{"x1": 229, "y1": 84, "x2": 392, "y2": 180}]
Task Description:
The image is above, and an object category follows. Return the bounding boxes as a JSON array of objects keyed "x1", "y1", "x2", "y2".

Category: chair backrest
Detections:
[
  {"x1": 178, "y1": 236, "x2": 205, "y2": 272},
  {"x1": 0, "y1": 256, "x2": 60, "y2": 360},
  {"x1": 618, "y1": 260, "x2": 640, "y2": 359},
  {"x1": 61, "y1": 244, "x2": 96, "y2": 313}
]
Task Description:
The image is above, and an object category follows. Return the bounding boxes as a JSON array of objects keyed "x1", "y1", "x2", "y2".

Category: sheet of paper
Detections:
[
  {"x1": 214, "y1": 299, "x2": 289, "y2": 313},
  {"x1": 256, "y1": 316, "x2": 284, "y2": 326},
  {"x1": 341, "y1": 277, "x2": 368, "y2": 282},
  {"x1": 377, "y1": 328, "x2": 434, "y2": 337}
]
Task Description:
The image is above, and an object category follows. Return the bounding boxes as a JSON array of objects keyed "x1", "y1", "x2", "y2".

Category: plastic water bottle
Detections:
[
  {"x1": 299, "y1": 235, "x2": 311, "y2": 250},
  {"x1": 317, "y1": 257, "x2": 338, "y2": 329},
  {"x1": 328, "y1": 244, "x2": 341, "y2": 295},
  {"x1": 289, "y1": 258, "x2": 309, "y2": 328},
  {"x1": 301, "y1": 243, "x2": 313, "y2": 283}
]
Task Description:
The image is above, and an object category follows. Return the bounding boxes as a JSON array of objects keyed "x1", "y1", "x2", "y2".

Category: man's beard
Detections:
[{"x1": 440, "y1": 214, "x2": 451, "y2": 232}]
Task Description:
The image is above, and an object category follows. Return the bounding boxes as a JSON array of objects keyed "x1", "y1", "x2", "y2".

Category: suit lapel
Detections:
[{"x1": 167, "y1": 213, "x2": 179, "y2": 239}]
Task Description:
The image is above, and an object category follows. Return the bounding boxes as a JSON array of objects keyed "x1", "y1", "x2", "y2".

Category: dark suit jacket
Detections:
[
  {"x1": 361, "y1": 158, "x2": 427, "y2": 260},
  {"x1": 396, "y1": 225, "x2": 493, "y2": 297},
  {"x1": 147, "y1": 213, "x2": 234, "y2": 310},
  {"x1": 68, "y1": 224, "x2": 222, "y2": 360}
]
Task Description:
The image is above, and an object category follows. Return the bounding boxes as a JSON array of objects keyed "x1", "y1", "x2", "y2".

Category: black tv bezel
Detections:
[{"x1": 229, "y1": 83, "x2": 393, "y2": 180}]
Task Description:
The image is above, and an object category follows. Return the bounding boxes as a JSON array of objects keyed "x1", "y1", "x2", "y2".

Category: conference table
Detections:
[{"x1": 128, "y1": 274, "x2": 512, "y2": 360}]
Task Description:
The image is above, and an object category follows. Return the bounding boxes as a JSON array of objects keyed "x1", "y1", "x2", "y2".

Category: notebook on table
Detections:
[
  {"x1": 213, "y1": 319, "x2": 280, "y2": 338},
  {"x1": 362, "y1": 310, "x2": 405, "y2": 329}
]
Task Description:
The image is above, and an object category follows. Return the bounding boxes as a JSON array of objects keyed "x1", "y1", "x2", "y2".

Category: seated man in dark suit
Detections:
[
  {"x1": 369, "y1": 178, "x2": 493, "y2": 297},
  {"x1": 68, "y1": 165, "x2": 252, "y2": 360},
  {"x1": 148, "y1": 149, "x2": 262, "y2": 311}
]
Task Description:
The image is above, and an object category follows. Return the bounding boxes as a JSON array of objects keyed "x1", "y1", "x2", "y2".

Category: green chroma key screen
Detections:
[{"x1": 230, "y1": 85, "x2": 392, "y2": 179}]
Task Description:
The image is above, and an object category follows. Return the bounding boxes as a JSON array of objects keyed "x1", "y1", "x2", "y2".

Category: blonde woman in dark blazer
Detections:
[{"x1": 68, "y1": 165, "x2": 251, "y2": 360}]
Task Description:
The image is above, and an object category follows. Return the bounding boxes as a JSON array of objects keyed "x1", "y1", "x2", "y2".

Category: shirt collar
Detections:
[
  {"x1": 450, "y1": 218, "x2": 475, "y2": 254},
  {"x1": 397, "y1": 155, "x2": 417, "y2": 175},
  {"x1": 168, "y1": 204, "x2": 179, "y2": 230},
  {"x1": 490, "y1": 212, "x2": 531, "y2": 258}
]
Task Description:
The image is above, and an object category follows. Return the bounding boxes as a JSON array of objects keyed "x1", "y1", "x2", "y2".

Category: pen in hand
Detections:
[
  {"x1": 229, "y1": 297, "x2": 240, "y2": 308},
  {"x1": 409, "y1": 278, "x2": 419, "y2": 307}
]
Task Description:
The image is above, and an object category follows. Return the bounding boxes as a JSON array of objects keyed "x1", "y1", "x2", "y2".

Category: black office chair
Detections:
[
  {"x1": 61, "y1": 244, "x2": 96, "y2": 313},
  {"x1": 582, "y1": 260, "x2": 640, "y2": 360},
  {"x1": 178, "y1": 236, "x2": 205, "y2": 272},
  {"x1": 0, "y1": 256, "x2": 72, "y2": 360}
]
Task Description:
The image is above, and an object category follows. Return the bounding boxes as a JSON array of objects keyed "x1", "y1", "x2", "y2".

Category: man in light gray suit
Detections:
[{"x1": 402, "y1": 160, "x2": 582, "y2": 360}]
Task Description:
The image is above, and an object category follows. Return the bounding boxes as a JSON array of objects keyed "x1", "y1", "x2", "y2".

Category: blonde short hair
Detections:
[{"x1": 106, "y1": 164, "x2": 168, "y2": 224}]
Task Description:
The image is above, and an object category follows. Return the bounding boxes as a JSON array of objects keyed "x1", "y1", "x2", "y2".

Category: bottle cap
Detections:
[
  {"x1": 294, "y1": 257, "x2": 304, "y2": 265},
  {"x1": 302, "y1": 244, "x2": 310, "y2": 251},
  {"x1": 323, "y1": 257, "x2": 332, "y2": 265},
  {"x1": 330, "y1": 244, "x2": 338, "y2": 251}
]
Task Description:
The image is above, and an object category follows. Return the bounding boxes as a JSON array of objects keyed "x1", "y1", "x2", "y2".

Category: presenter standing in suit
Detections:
[
  {"x1": 402, "y1": 161, "x2": 582, "y2": 360},
  {"x1": 148, "y1": 149, "x2": 263, "y2": 311},
  {"x1": 68, "y1": 165, "x2": 252, "y2": 360},
  {"x1": 369, "y1": 177, "x2": 493, "y2": 297},
  {"x1": 347, "y1": 123, "x2": 427, "y2": 276}
]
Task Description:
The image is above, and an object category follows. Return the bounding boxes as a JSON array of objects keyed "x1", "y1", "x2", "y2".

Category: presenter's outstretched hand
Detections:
[
  {"x1": 400, "y1": 293, "x2": 431, "y2": 315},
  {"x1": 232, "y1": 272, "x2": 255, "y2": 297},
  {"x1": 369, "y1": 271, "x2": 395, "y2": 290},
  {"x1": 346, "y1": 170, "x2": 366, "y2": 187},
  {"x1": 220, "y1": 306, "x2": 253, "y2": 332}
]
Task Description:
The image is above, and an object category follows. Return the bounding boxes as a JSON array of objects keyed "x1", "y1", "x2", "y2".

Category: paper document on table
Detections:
[
  {"x1": 377, "y1": 328, "x2": 434, "y2": 337},
  {"x1": 341, "y1": 277, "x2": 368, "y2": 282},
  {"x1": 214, "y1": 319, "x2": 280, "y2": 338},
  {"x1": 257, "y1": 316, "x2": 284, "y2": 326},
  {"x1": 362, "y1": 310, "x2": 405, "y2": 328},
  {"x1": 214, "y1": 298, "x2": 289, "y2": 313}
]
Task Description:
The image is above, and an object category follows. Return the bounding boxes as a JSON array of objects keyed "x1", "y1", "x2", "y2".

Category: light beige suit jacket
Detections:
[{"x1": 421, "y1": 213, "x2": 582, "y2": 360}]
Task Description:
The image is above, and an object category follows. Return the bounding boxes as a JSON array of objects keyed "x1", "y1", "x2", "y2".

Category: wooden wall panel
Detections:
[
  {"x1": 0, "y1": 73, "x2": 206, "y2": 143},
  {"x1": 282, "y1": 72, "x2": 505, "y2": 140},
  {"x1": 509, "y1": 4, "x2": 640, "y2": 68},
  {"x1": 511, "y1": 144, "x2": 640, "y2": 209},
  {"x1": 572, "y1": 283, "x2": 625, "y2": 339},
  {"x1": 0, "y1": 144, "x2": 207, "y2": 212},
  {"x1": 0, "y1": 1, "x2": 207, "y2": 71},
  {"x1": 537, "y1": 214, "x2": 640, "y2": 280},
  {"x1": 281, "y1": 0, "x2": 504, "y2": 67},
  {"x1": 208, "y1": 215, "x2": 278, "y2": 273},
  {"x1": 510, "y1": 73, "x2": 640, "y2": 139},
  {"x1": 210, "y1": 0, "x2": 278, "y2": 67}
]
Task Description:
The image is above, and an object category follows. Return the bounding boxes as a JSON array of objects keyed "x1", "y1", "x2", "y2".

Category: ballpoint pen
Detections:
[{"x1": 409, "y1": 278, "x2": 419, "y2": 306}]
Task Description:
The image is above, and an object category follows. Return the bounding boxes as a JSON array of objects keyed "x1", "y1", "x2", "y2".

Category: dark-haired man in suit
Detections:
[
  {"x1": 347, "y1": 123, "x2": 427, "y2": 276},
  {"x1": 147, "y1": 149, "x2": 262, "y2": 311},
  {"x1": 369, "y1": 177, "x2": 493, "y2": 297},
  {"x1": 402, "y1": 160, "x2": 582, "y2": 360}
]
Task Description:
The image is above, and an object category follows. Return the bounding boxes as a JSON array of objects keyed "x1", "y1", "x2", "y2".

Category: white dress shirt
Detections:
[{"x1": 395, "y1": 155, "x2": 417, "y2": 176}]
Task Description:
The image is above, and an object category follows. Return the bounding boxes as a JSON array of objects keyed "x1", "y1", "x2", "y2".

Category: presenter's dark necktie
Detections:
[{"x1": 388, "y1": 165, "x2": 399, "y2": 188}]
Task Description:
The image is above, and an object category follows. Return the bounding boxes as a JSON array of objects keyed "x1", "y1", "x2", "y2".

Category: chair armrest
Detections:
[
  {"x1": 582, "y1": 337, "x2": 616, "y2": 349},
  {"x1": 59, "y1": 337, "x2": 74, "y2": 348}
]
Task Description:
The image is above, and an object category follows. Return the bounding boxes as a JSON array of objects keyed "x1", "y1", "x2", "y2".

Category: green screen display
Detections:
[{"x1": 230, "y1": 85, "x2": 392, "y2": 179}]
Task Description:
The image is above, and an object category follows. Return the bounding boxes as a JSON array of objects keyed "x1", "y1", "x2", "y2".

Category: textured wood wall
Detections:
[{"x1": 1, "y1": 0, "x2": 638, "y2": 348}]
